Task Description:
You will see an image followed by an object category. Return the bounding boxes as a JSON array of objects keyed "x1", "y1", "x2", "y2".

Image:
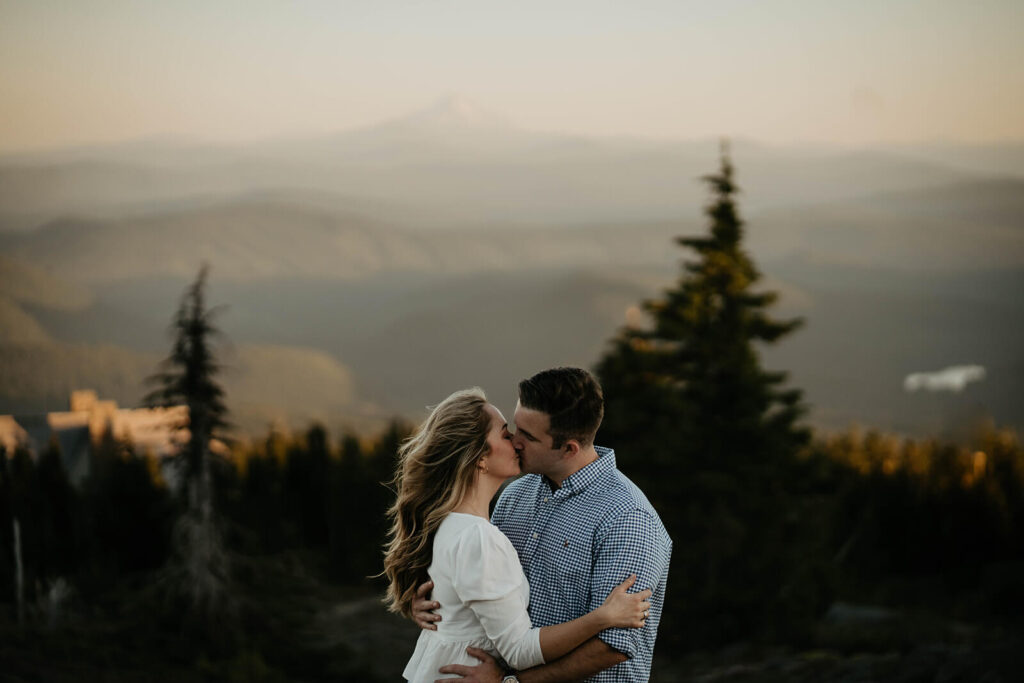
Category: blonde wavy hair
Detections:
[{"x1": 382, "y1": 387, "x2": 492, "y2": 617}]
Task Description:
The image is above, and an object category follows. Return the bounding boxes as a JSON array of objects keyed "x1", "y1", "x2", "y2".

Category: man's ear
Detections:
[{"x1": 562, "y1": 440, "x2": 581, "y2": 458}]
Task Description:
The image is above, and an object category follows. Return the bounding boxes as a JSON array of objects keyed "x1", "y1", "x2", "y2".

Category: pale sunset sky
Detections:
[{"x1": 1, "y1": 0, "x2": 1021, "y2": 153}]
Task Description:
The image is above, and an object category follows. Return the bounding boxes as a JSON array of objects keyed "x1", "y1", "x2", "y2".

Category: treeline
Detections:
[
  {"x1": 588, "y1": 423, "x2": 1024, "y2": 651},
  {"x1": 812, "y1": 426, "x2": 1024, "y2": 613},
  {"x1": 224, "y1": 423, "x2": 407, "y2": 583},
  {"x1": 596, "y1": 423, "x2": 1024, "y2": 650},
  {"x1": 3, "y1": 418, "x2": 1022, "y2": 644},
  {"x1": 0, "y1": 421, "x2": 409, "y2": 610}
]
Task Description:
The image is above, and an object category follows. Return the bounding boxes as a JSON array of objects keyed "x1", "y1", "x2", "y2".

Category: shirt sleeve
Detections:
[
  {"x1": 590, "y1": 508, "x2": 672, "y2": 659},
  {"x1": 452, "y1": 523, "x2": 545, "y2": 670}
]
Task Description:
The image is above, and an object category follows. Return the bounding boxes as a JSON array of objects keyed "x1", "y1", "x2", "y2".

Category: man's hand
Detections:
[
  {"x1": 412, "y1": 580, "x2": 442, "y2": 630},
  {"x1": 436, "y1": 646, "x2": 503, "y2": 683}
]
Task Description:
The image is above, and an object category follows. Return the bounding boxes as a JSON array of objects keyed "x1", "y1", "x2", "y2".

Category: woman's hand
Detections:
[{"x1": 598, "y1": 574, "x2": 653, "y2": 629}]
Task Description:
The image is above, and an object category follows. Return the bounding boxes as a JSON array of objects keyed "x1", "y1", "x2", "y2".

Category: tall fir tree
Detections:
[
  {"x1": 596, "y1": 142, "x2": 809, "y2": 644},
  {"x1": 146, "y1": 265, "x2": 230, "y2": 499},
  {"x1": 145, "y1": 265, "x2": 233, "y2": 619}
]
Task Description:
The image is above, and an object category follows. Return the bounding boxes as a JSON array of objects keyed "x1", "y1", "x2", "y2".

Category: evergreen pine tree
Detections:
[
  {"x1": 145, "y1": 265, "x2": 232, "y2": 619},
  {"x1": 596, "y1": 142, "x2": 809, "y2": 644},
  {"x1": 146, "y1": 265, "x2": 230, "y2": 501}
]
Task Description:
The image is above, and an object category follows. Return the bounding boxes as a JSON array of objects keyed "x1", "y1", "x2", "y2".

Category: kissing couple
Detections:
[{"x1": 383, "y1": 367, "x2": 673, "y2": 682}]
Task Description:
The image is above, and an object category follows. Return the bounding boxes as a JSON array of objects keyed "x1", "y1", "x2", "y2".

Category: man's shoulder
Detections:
[
  {"x1": 492, "y1": 474, "x2": 541, "y2": 521},
  {"x1": 501, "y1": 473, "x2": 541, "y2": 499},
  {"x1": 592, "y1": 463, "x2": 669, "y2": 538},
  {"x1": 592, "y1": 459, "x2": 651, "y2": 509}
]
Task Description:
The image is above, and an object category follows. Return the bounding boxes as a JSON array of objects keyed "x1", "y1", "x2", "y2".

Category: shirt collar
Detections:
[{"x1": 552, "y1": 446, "x2": 616, "y2": 497}]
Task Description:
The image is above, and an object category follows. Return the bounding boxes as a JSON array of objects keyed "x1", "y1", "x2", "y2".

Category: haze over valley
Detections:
[{"x1": 2, "y1": 97, "x2": 1022, "y2": 438}]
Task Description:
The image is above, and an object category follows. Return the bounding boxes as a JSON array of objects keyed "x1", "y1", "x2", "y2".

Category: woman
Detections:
[{"x1": 383, "y1": 388, "x2": 651, "y2": 682}]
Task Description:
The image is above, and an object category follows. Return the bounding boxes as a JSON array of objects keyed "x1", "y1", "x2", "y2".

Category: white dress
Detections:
[{"x1": 402, "y1": 512, "x2": 545, "y2": 682}]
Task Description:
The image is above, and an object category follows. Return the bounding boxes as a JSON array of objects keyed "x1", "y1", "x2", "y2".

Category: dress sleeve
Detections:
[{"x1": 451, "y1": 523, "x2": 544, "y2": 670}]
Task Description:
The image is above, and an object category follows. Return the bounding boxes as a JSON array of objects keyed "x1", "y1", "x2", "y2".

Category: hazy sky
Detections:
[{"x1": 1, "y1": 0, "x2": 1021, "y2": 152}]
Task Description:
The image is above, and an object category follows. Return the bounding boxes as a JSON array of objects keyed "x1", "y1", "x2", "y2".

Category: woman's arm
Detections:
[
  {"x1": 457, "y1": 525, "x2": 650, "y2": 670},
  {"x1": 535, "y1": 574, "x2": 648, "y2": 662},
  {"x1": 468, "y1": 574, "x2": 649, "y2": 669}
]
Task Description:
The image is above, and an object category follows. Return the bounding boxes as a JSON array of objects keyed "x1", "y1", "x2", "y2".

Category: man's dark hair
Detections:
[{"x1": 518, "y1": 367, "x2": 604, "y2": 449}]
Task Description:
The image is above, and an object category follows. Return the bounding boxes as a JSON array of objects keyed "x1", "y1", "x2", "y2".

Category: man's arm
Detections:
[
  {"x1": 436, "y1": 638, "x2": 625, "y2": 683},
  {"x1": 412, "y1": 580, "x2": 441, "y2": 630},
  {"x1": 587, "y1": 508, "x2": 671, "y2": 663},
  {"x1": 518, "y1": 637, "x2": 625, "y2": 683}
]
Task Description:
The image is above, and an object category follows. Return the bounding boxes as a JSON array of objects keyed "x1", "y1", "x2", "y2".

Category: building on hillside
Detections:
[{"x1": 0, "y1": 390, "x2": 187, "y2": 488}]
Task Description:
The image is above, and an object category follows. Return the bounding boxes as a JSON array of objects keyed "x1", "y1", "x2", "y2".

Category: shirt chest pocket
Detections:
[{"x1": 541, "y1": 536, "x2": 593, "y2": 610}]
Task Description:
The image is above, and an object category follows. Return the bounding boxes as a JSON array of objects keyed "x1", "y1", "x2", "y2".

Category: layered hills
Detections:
[{"x1": 2, "y1": 98, "x2": 1021, "y2": 437}]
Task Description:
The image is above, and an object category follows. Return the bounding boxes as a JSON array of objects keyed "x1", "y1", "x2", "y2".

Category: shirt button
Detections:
[
  {"x1": 532, "y1": 532, "x2": 539, "y2": 539},
  {"x1": 543, "y1": 497, "x2": 549, "y2": 502}
]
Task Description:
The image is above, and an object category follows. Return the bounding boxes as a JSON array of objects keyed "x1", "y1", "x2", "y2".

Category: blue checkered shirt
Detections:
[{"x1": 491, "y1": 447, "x2": 672, "y2": 682}]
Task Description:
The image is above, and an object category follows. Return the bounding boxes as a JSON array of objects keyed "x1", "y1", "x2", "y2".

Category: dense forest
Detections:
[{"x1": 2, "y1": 151, "x2": 1022, "y2": 681}]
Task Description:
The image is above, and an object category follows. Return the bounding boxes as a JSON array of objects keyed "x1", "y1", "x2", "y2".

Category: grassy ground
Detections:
[
  {"x1": 0, "y1": 552, "x2": 417, "y2": 682},
  {"x1": 2, "y1": 555, "x2": 1021, "y2": 682}
]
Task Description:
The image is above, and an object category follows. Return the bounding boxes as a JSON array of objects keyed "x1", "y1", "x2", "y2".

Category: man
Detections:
[{"x1": 412, "y1": 367, "x2": 672, "y2": 682}]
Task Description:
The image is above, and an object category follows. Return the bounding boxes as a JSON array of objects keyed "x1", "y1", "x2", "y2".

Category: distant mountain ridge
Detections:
[
  {"x1": 378, "y1": 93, "x2": 513, "y2": 131},
  {"x1": 748, "y1": 178, "x2": 1024, "y2": 268},
  {"x1": 3, "y1": 98, "x2": 1013, "y2": 232},
  {"x1": 3, "y1": 176, "x2": 1020, "y2": 286},
  {"x1": 0, "y1": 197, "x2": 696, "y2": 284}
]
